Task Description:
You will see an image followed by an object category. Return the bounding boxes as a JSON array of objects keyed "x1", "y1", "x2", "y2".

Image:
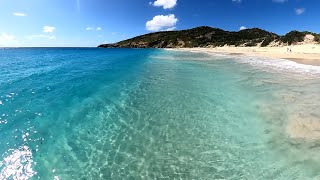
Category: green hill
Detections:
[{"x1": 98, "y1": 26, "x2": 319, "y2": 48}]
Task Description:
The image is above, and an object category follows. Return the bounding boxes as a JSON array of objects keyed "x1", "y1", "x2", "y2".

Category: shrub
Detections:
[
  {"x1": 280, "y1": 31, "x2": 305, "y2": 45},
  {"x1": 314, "y1": 35, "x2": 320, "y2": 43},
  {"x1": 261, "y1": 37, "x2": 273, "y2": 47}
]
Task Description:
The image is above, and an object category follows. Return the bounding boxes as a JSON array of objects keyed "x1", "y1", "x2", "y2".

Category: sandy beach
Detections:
[{"x1": 175, "y1": 44, "x2": 320, "y2": 66}]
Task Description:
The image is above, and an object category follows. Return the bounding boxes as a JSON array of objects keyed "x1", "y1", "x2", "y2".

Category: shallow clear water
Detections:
[{"x1": 1, "y1": 48, "x2": 320, "y2": 179}]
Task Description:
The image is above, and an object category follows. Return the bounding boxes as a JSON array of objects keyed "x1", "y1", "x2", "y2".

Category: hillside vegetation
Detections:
[{"x1": 98, "y1": 26, "x2": 320, "y2": 48}]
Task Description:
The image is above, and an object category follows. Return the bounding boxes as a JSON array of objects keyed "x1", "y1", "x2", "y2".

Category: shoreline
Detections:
[{"x1": 174, "y1": 44, "x2": 320, "y2": 66}]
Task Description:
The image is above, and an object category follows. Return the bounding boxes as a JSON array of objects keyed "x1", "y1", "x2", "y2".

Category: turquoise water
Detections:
[{"x1": 1, "y1": 48, "x2": 320, "y2": 179}]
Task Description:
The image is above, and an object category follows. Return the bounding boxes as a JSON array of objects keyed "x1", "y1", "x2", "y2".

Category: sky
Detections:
[{"x1": 0, "y1": 0, "x2": 319, "y2": 47}]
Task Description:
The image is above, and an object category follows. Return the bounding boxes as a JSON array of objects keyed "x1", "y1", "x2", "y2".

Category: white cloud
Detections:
[
  {"x1": 152, "y1": 0, "x2": 177, "y2": 9},
  {"x1": 295, "y1": 8, "x2": 305, "y2": 15},
  {"x1": 26, "y1": 34, "x2": 56, "y2": 40},
  {"x1": 272, "y1": 0, "x2": 288, "y2": 3},
  {"x1": 0, "y1": 33, "x2": 15, "y2": 41},
  {"x1": 43, "y1": 26, "x2": 55, "y2": 33},
  {"x1": 240, "y1": 26, "x2": 247, "y2": 30},
  {"x1": 146, "y1": 14, "x2": 178, "y2": 31},
  {"x1": 13, "y1": 12, "x2": 27, "y2": 16},
  {"x1": 86, "y1": 27, "x2": 93, "y2": 31},
  {"x1": 86, "y1": 27, "x2": 102, "y2": 31},
  {"x1": 165, "y1": 27, "x2": 176, "y2": 31},
  {"x1": 232, "y1": 0, "x2": 242, "y2": 3},
  {"x1": 0, "y1": 33, "x2": 19, "y2": 47}
]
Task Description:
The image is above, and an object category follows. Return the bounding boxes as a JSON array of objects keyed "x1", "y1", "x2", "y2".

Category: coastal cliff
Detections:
[{"x1": 98, "y1": 26, "x2": 320, "y2": 48}]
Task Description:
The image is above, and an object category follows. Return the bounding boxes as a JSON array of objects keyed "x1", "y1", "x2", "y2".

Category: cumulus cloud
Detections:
[
  {"x1": 26, "y1": 34, "x2": 56, "y2": 40},
  {"x1": 240, "y1": 26, "x2": 247, "y2": 30},
  {"x1": 146, "y1": 14, "x2": 178, "y2": 31},
  {"x1": 43, "y1": 26, "x2": 55, "y2": 33},
  {"x1": 96, "y1": 27, "x2": 102, "y2": 31},
  {"x1": 0, "y1": 33, "x2": 19, "y2": 46},
  {"x1": 165, "y1": 27, "x2": 176, "y2": 31},
  {"x1": 13, "y1": 12, "x2": 27, "y2": 16},
  {"x1": 152, "y1": 0, "x2": 177, "y2": 9},
  {"x1": 295, "y1": 8, "x2": 305, "y2": 15}
]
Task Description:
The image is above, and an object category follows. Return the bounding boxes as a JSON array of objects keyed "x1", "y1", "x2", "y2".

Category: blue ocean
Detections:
[{"x1": 1, "y1": 48, "x2": 320, "y2": 179}]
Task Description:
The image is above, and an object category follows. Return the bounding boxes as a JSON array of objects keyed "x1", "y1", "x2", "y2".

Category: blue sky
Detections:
[{"x1": 0, "y1": 0, "x2": 318, "y2": 47}]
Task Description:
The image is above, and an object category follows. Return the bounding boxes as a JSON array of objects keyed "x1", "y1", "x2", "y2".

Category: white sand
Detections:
[{"x1": 175, "y1": 44, "x2": 320, "y2": 66}]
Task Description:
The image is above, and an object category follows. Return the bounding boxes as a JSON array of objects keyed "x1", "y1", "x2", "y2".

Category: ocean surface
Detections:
[{"x1": 1, "y1": 48, "x2": 320, "y2": 179}]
